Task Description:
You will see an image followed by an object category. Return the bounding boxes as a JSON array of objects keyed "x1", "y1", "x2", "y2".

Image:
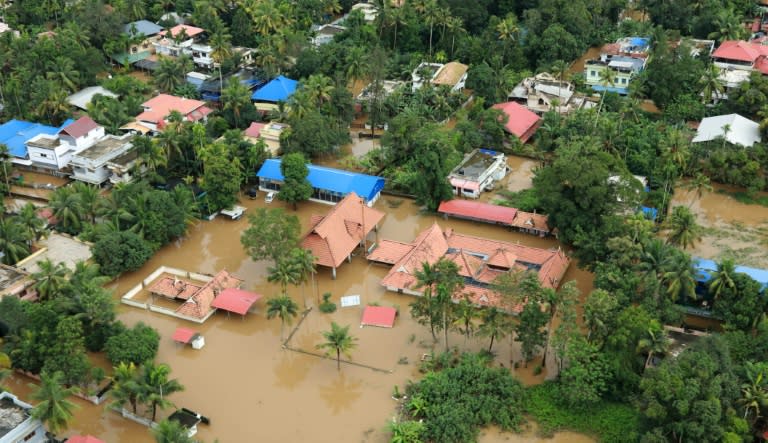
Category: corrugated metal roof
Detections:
[
  {"x1": 695, "y1": 257, "x2": 768, "y2": 289},
  {"x1": 0, "y1": 119, "x2": 73, "y2": 158},
  {"x1": 251, "y1": 76, "x2": 298, "y2": 102},
  {"x1": 438, "y1": 200, "x2": 517, "y2": 225},
  {"x1": 256, "y1": 159, "x2": 385, "y2": 203},
  {"x1": 123, "y1": 20, "x2": 163, "y2": 37}
]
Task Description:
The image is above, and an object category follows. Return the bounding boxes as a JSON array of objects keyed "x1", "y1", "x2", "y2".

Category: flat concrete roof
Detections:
[
  {"x1": 16, "y1": 232, "x2": 92, "y2": 274},
  {"x1": 0, "y1": 263, "x2": 28, "y2": 292},
  {"x1": 76, "y1": 135, "x2": 132, "y2": 161}
]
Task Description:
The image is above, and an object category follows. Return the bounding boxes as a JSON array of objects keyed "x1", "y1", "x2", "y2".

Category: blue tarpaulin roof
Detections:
[
  {"x1": 694, "y1": 257, "x2": 768, "y2": 289},
  {"x1": 256, "y1": 158, "x2": 385, "y2": 203},
  {"x1": 251, "y1": 76, "x2": 298, "y2": 102},
  {"x1": 0, "y1": 119, "x2": 73, "y2": 158}
]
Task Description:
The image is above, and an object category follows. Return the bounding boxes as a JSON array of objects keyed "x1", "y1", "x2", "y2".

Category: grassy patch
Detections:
[
  {"x1": 525, "y1": 383, "x2": 640, "y2": 443},
  {"x1": 716, "y1": 189, "x2": 768, "y2": 207}
]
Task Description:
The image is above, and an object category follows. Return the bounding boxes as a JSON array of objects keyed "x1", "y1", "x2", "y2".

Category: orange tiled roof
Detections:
[
  {"x1": 367, "y1": 239, "x2": 414, "y2": 264},
  {"x1": 140, "y1": 94, "x2": 207, "y2": 122},
  {"x1": 300, "y1": 192, "x2": 385, "y2": 269},
  {"x1": 159, "y1": 24, "x2": 204, "y2": 39},
  {"x1": 175, "y1": 270, "x2": 243, "y2": 320},
  {"x1": 510, "y1": 211, "x2": 550, "y2": 233},
  {"x1": 149, "y1": 276, "x2": 202, "y2": 300}
]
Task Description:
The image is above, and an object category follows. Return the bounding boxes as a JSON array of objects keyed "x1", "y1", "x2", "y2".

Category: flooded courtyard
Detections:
[{"x1": 7, "y1": 184, "x2": 594, "y2": 442}]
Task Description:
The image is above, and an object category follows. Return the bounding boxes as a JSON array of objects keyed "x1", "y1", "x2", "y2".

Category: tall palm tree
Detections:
[
  {"x1": 451, "y1": 295, "x2": 476, "y2": 342},
  {"x1": 596, "y1": 67, "x2": 617, "y2": 118},
  {"x1": 699, "y1": 64, "x2": 725, "y2": 104},
  {"x1": 31, "y1": 259, "x2": 70, "y2": 301},
  {"x1": 153, "y1": 57, "x2": 185, "y2": 93},
  {"x1": 708, "y1": 258, "x2": 737, "y2": 300},
  {"x1": 30, "y1": 371, "x2": 79, "y2": 436},
  {"x1": 17, "y1": 202, "x2": 47, "y2": 243},
  {"x1": 46, "y1": 57, "x2": 80, "y2": 93},
  {"x1": 414, "y1": 261, "x2": 441, "y2": 342},
  {"x1": 266, "y1": 294, "x2": 299, "y2": 341},
  {"x1": 664, "y1": 205, "x2": 702, "y2": 249},
  {"x1": 684, "y1": 172, "x2": 712, "y2": 208},
  {"x1": 661, "y1": 252, "x2": 697, "y2": 303},
  {"x1": 636, "y1": 327, "x2": 670, "y2": 370},
  {"x1": 316, "y1": 322, "x2": 358, "y2": 371},
  {"x1": 72, "y1": 182, "x2": 101, "y2": 224},
  {"x1": 222, "y1": 77, "x2": 251, "y2": 129},
  {"x1": 0, "y1": 216, "x2": 32, "y2": 265},
  {"x1": 550, "y1": 60, "x2": 570, "y2": 102},
  {"x1": 345, "y1": 46, "x2": 369, "y2": 87},
  {"x1": 153, "y1": 418, "x2": 195, "y2": 443},
  {"x1": 303, "y1": 74, "x2": 334, "y2": 107},
  {"x1": 477, "y1": 307, "x2": 510, "y2": 353},
  {"x1": 110, "y1": 362, "x2": 142, "y2": 414},
  {"x1": 444, "y1": 16, "x2": 464, "y2": 58},
  {"x1": 36, "y1": 87, "x2": 71, "y2": 126},
  {"x1": 267, "y1": 259, "x2": 301, "y2": 296},
  {"x1": 139, "y1": 362, "x2": 184, "y2": 422},
  {"x1": 708, "y1": 8, "x2": 749, "y2": 42},
  {"x1": 48, "y1": 186, "x2": 84, "y2": 234},
  {"x1": 289, "y1": 248, "x2": 316, "y2": 308}
]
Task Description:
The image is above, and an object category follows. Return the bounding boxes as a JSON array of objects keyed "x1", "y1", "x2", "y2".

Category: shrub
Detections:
[
  {"x1": 319, "y1": 292, "x2": 337, "y2": 313},
  {"x1": 92, "y1": 231, "x2": 153, "y2": 276},
  {"x1": 105, "y1": 322, "x2": 160, "y2": 365}
]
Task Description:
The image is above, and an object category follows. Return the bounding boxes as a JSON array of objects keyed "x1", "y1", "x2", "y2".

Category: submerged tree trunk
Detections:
[{"x1": 488, "y1": 334, "x2": 495, "y2": 353}]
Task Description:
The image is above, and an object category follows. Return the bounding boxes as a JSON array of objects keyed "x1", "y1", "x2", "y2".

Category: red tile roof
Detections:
[
  {"x1": 175, "y1": 270, "x2": 243, "y2": 320},
  {"x1": 149, "y1": 276, "x2": 202, "y2": 300},
  {"x1": 172, "y1": 327, "x2": 198, "y2": 344},
  {"x1": 492, "y1": 102, "x2": 541, "y2": 143},
  {"x1": 210, "y1": 287, "x2": 262, "y2": 316},
  {"x1": 301, "y1": 192, "x2": 385, "y2": 269},
  {"x1": 60, "y1": 116, "x2": 100, "y2": 139},
  {"x1": 361, "y1": 305, "x2": 397, "y2": 327},
  {"x1": 438, "y1": 200, "x2": 518, "y2": 225},
  {"x1": 244, "y1": 122, "x2": 266, "y2": 138},
  {"x1": 510, "y1": 211, "x2": 550, "y2": 234},
  {"x1": 66, "y1": 436, "x2": 105, "y2": 443},
  {"x1": 139, "y1": 94, "x2": 208, "y2": 123},
  {"x1": 159, "y1": 24, "x2": 204, "y2": 38},
  {"x1": 372, "y1": 223, "x2": 570, "y2": 311},
  {"x1": 368, "y1": 240, "x2": 415, "y2": 264},
  {"x1": 713, "y1": 40, "x2": 768, "y2": 63}
]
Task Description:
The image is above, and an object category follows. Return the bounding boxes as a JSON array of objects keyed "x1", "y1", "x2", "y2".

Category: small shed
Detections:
[
  {"x1": 172, "y1": 327, "x2": 205, "y2": 349},
  {"x1": 361, "y1": 305, "x2": 397, "y2": 328},
  {"x1": 211, "y1": 288, "x2": 263, "y2": 317}
]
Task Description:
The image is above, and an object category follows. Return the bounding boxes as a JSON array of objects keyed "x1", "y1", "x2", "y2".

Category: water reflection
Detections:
[{"x1": 317, "y1": 373, "x2": 363, "y2": 415}]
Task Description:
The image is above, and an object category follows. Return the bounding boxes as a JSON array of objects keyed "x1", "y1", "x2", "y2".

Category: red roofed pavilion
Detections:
[
  {"x1": 301, "y1": 192, "x2": 384, "y2": 278},
  {"x1": 211, "y1": 287, "x2": 263, "y2": 317},
  {"x1": 361, "y1": 305, "x2": 397, "y2": 328},
  {"x1": 491, "y1": 101, "x2": 542, "y2": 143}
]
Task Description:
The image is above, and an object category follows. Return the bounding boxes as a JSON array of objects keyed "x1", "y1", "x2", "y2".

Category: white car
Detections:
[{"x1": 265, "y1": 191, "x2": 276, "y2": 203}]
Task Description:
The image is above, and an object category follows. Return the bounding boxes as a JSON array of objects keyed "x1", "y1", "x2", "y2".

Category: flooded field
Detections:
[
  {"x1": 4, "y1": 187, "x2": 595, "y2": 442},
  {"x1": 670, "y1": 183, "x2": 768, "y2": 268},
  {"x1": 503, "y1": 155, "x2": 539, "y2": 194}
]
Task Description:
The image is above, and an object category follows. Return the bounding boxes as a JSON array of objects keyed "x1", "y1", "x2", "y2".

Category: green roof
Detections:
[{"x1": 111, "y1": 51, "x2": 151, "y2": 65}]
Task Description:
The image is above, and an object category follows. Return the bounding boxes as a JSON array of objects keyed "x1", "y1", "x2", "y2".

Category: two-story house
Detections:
[
  {"x1": 584, "y1": 37, "x2": 650, "y2": 95},
  {"x1": 0, "y1": 392, "x2": 47, "y2": 443},
  {"x1": 153, "y1": 24, "x2": 205, "y2": 58},
  {"x1": 25, "y1": 116, "x2": 104, "y2": 171},
  {"x1": 125, "y1": 20, "x2": 164, "y2": 56},
  {"x1": 69, "y1": 134, "x2": 135, "y2": 185},
  {"x1": 447, "y1": 149, "x2": 509, "y2": 199}
]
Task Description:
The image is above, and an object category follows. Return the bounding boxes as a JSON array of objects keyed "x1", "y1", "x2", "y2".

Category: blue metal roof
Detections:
[
  {"x1": 124, "y1": 20, "x2": 164, "y2": 37},
  {"x1": 251, "y1": 76, "x2": 298, "y2": 102},
  {"x1": 256, "y1": 158, "x2": 385, "y2": 203},
  {"x1": 591, "y1": 85, "x2": 630, "y2": 95},
  {"x1": 0, "y1": 119, "x2": 73, "y2": 158},
  {"x1": 694, "y1": 257, "x2": 768, "y2": 289}
]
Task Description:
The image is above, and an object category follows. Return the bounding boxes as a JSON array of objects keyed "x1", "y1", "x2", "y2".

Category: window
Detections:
[
  {"x1": 38, "y1": 153, "x2": 48, "y2": 158},
  {"x1": 621, "y1": 78, "x2": 627, "y2": 84},
  {"x1": 590, "y1": 70, "x2": 596, "y2": 77}
]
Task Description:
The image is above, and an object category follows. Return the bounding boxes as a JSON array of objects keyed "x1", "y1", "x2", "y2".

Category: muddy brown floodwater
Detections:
[{"x1": 8, "y1": 188, "x2": 594, "y2": 442}]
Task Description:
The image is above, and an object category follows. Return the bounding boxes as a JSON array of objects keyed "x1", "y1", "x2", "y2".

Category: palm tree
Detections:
[
  {"x1": 661, "y1": 252, "x2": 697, "y2": 303},
  {"x1": 477, "y1": 307, "x2": 510, "y2": 353},
  {"x1": 699, "y1": 64, "x2": 725, "y2": 104},
  {"x1": 48, "y1": 186, "x2": 84, "y2": 234},
  {"x1": 110, "y1": 362, "x2": 142, "y2": 414},
  {"x1": 739, "y1": 362, "x2": 768, "y2": 422},
  {"x1": 36, "y1": 87, "x2": 70, "y2": 126},
  {"x1": 46, "y1": 57, "x2": 80, "y2": 93},
  {"x1": 316, "y1": 322, "x2": 358, "y2": 370},
  {"x1": 153, "y1": 57, "x2": 185, "y2": 93},
  {"x1": 303, "y1": 74, "x2": 334, "y2": 107},
  {"x1": 30, "y1": 371, "x2": 79, "y2": 436},
  {"x1": 596, "y1": 67, "x2": 617, "y2": 118},
  {"x1": 708, "y1": 258, "x2": 737, "y2": 300},
  {"x1": 289, "y1": 248, "x2": 316, "y2": 308},
  {"x1": 17, "y1": 202, "x2": 47, "y2": 243},
  {"x1": 708, "y1": 8, "x2": 749, "y2": 42},
  {"x1": 550, "y1": 60, "x2": 570, "y2": 102},
  {"x1": 664, "y1": 205, "x2": 702, "y2": 249},
  {"x1": 222, "y1": 77, "x2": 252, "y2": 129},
  {"x1": 72, "y1": 182, "x2": 101, "y2": 224},
  {"x1": 31, "y1": 259, "x2": 70, "y2": 301},
  {"x1": 684, "y1": 172, "x2": 712, "y2": 208},
  {"x1": 452, "y1": 295, "x2": 476, "y2": 343},
  {"x1": 414, "y1": 261, "x2": 441, "y2": 342},
  {"x1": 0, "y1": 216, "x2": 32, "y2": 265},
  {"x1": 266, "y1": 294, "x2": 300, "y2": 341},
  {"x1": 636, "y1": 327, "x2": 670, "y2": 370},
  {"x1": 139, "y1": 362, "x2": 184, "y2": 422},
  {"x1": 153, "y1": 418, "x2": 195, "y2": 443},
  {"x1": 345, "y1": 46, "x2": 369, "y2": 87}
]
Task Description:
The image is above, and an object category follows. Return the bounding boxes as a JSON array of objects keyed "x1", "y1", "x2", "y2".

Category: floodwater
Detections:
[
  {"x1": 670, "y1": 182, "x2": 768, "y2": 268},
  {"x1": 502, "y1": 155, "x2": 539, "y2": 194},
  {"x1": 7, "y1": 187, "x2": 594, "y2": 442}
]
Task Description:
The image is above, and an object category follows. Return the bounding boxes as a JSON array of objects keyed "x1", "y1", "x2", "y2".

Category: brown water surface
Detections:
[
  {"x1": 9, "y1": 191, "x2": 594, "y2": 442},
  {"x1": 569, "y1": 47, "x2": 601, "y2": 74}
]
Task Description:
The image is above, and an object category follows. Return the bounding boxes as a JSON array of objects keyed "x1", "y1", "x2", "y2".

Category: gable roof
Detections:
[
  {"x1": 251, "y1": 76, "x2": 298, "y2": 102},
  {"x1": 491, "y1": 101, "x2": 542, "y2": 143},
  {"x1": 159, "y1": 24, "x2": 204, "y2": 39},
  {"x1": 67, "y1": 86, "x2": 118, "y2": 110},
  {"x1": 256, "y1": 159, "x2": 386, "y2": 203},
  {"x1": 432, "y1": 61, "x2": 468, "y2": 86},
  {"x1": 0, "y1": 119, "x2": 73, "y2": 158},
  {"x1": 123, "y1": 20, "x2": 163, "y2": 37},
  {"x1": 712, "y1": 40, "x2": 768, "y2": 62},
  {"x1": 692, "y1": 113, "x2": 761, "y2": 147},
  {"x1": 438, "y1": 200, "x2": 518, "y2": 225},
  {"x1": 138, "y1": 94, "x2": 209, "y2": 123},
  {"x1": 60, "y1": 116, "x2": 100, "y2": 139},
  {"x1": 300, "y1": 192, "x2": 385, "y2": 269},
  {"x1": 244, "y1": 122, "x2": 265, "y2": 138},
  {"x1": 175, "y1": 270, "x2": 242, "y2": 320}
]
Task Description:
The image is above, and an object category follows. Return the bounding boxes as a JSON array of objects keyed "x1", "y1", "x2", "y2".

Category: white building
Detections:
[
  {"x1": 70, "y1": 134, "x2": 135, "y2": 185},
  {"x1": 25, "y1": 116, "x2": 104, "y2": 171},
  {"x1": 412, "y1": 61, "x2": 468, "y2": 92},
  {"x1": 153, "y1": 24, "x2": 204, "y2": 58},
  {"x1": 448, "y1": 149, "x2": 508, "y2": 199},
  {"x1": 107, "y1": 149, "x2": 142, "y2": 185},
  {"x1": 692, "y1": 113, "x2": 762, "y2": 147},
  {"x1": 0, "y1": 392, "x2": 46, "y2": 443}
]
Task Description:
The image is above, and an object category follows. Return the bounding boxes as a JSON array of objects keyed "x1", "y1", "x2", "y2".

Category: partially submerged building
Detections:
[
  {"x1": 368, "y1": 223, "x2": 570, "y2": 311},
  {"x1": 437, "y1": 200, "x2": 554, "y2": 237},
  {"x1": 0, "y1": 392, "x2": 46, "y2": 443},
  {"x1": 301, "y1": 192, "x2": 385, "y2": 278},
  {"x1": 132, "y1": 94, "x2": 212, "y2": 133},
  {"x1": 256, "y1": 159, "x2": 385, "y2": 206},
  {"x1": 0, "y1": 119, "x2": 74, "y2": 165},
  {"x1": 411, "y1": 61, "x2": 468, "y2": 92},
  {"x1": 251, "y1": 75, "x2": 298, "y2": 113},
  {"x1": 584, "y1": 37, "x2": 650, "y2": 95},
  {"x1": 508, "y1": 72, "x2": 594, "y2": 115},
  {"x1": 69, "y1": 134, "x2": 135, "y2": 185},
  {"x1": 25, "y1": 116, "x2": 104, "y2": 171},
  {"x1": 447, "y1": 149, "x2": 508, "y2": 199}
]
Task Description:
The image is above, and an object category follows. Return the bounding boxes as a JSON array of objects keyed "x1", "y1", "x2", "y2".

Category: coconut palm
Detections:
[
  {"x1": 661, "y1": 251, "x2": 697, "y2": 303},
  {"x1": 110, "y1": 362, "x2": 142, "y2": 414},
  {"x1": 708, "y1": 8, "x2": 749, "y2": 42},
  {"x1": 345, "y1": 46, "x2": 369, "y2": 87},
  {"x1": 153, "y1": 418, "x2": 195, "y2": 443},
  {"x1": 36, "y1": 87, "x2": 70, "y2": 126},
  {"x1": 699, "y1": 64, "x2": 725, "y2": 104},
  {"x1": 664, "y1": 205, "x2": 702, "y2": 249},
  {"x1": 477, "y1": 307, "x2": 510, "y2": 353},
  {"x1": 222, "y1": 77, "x2": 252, "y2": 129},
  {"x1": 303, "y1": 74, "x2": 334, "y2": 106},
  {"x1": 17, "y1": 202, "x2": 47, "y2": 243},
  {"x1": 316, "y1": 322, "x2": 358, "y2": 370},
  {"x1": 120, "y1": 0, "x2": 147, "y2": 21},
  {"x1": 139, "y1": 362, "x2": 184, "y2": 422},
  {"x1": 153, "y1": 57, "x2": 185, "y2": 93},
  {"x1": 72, "y1": 181, "x2": 101, "y2": 224},
  {"x1": 596, "y1": 67, "x2": 617, "y2": 118},
  {"x1": 636, "y1": 327, "x2": 670, "y2": 370},
  {"x1": 31, "y1": 259, "x2": 70, "y2": 301},
  {"x1": 288, "y1": 248, "x2": 316, "y2": 308},
  {"x1": 267, "y1": 258, "x2": 301, "y2": 296},
  {"x1": 708, "y1": 258, "x2": 737, "y2": 300},
  {"x1": 30, "y1": 371, "x2": 79, "y2": 436},
  {"x1": 48, "y1": 186, "x2": 84, "y2": 234},
  {"x1": 496, "y1": 14, "x2": 519, "y2": 45},
  {"x1": 46, "y1": 57, "x2": 80, "y2": 93},
  {"x1": 451, "y1": 295, "x2": 476, "y2": 342},
  {"x1": 684, "y1": 172, "x2": 712, "y2": 208},
  {"x1": 266, "y1": 294, "x2": 299, "y2": 341},
  {"x1": 550, "y1": 59, "x2": 570, "y2": 101},
  {"x1": 0, "y1": 216, "x2": 32, "y2": 265}
]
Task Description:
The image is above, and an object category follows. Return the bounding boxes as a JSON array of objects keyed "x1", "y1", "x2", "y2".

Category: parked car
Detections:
[{"x1": 265, "y1": 191, "x2": 275, "y2": 203}]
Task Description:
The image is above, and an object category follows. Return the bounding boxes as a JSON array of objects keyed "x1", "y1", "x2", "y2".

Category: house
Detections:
[
  {"x1": 367, "y1": 223, "x2": 570, "y2": 311},
  {"x1": 350, "y1": 2, "x2": 379, "y2": 21},
  {"x1": 692, "y1": 114, "x2": 761, "y2": 147},
  {"x1": 152, "y1": 24, "x2": 205, "y2": 58},
  {"x1": 186, "y1": 72, "x2": 210, "y2": 91},
  {"x1": 411, "y1": 61, "x2": 468, "y2": 92},
  {"x1": 0, "y1": 119, "x2": 74, "y2": 165},
  {"x1": 25, "y1": 116, "x2": 104, "y2": 170},
  {"x1": 244, "y1": 121, "x2": 286, "y2": 155},
  {"x1": 711, "y1": 40, "x2": 768, "y2": 73},
  {"x1": 0, "y1": 263, "x2": 34, "y2": 300},
  {"x1": 508, "y1": 72, "x2": 594, "y2": 115},
  {"x1": 135, "y1": 94, "x2": 212, "y2": 132},
  {"x1": 437, "y1": 200, "x2": 554, "y2": 237},
  {"x1": 256, "y1": 158, "x2": 386, "y2": 206},
  {"x1": 584, "y1": 37, "x2": 649, "y2": 95},
  {"x1": 66, "y1": 86, "x2": 119, "y2": 111},
  {"x1": 124, "y1": 20, "x2": 164, "y2": 55},
  {"x1": 69, "y1": 134, "x2": 135, "y2": 185},
  {"x1": 491, "y1": 101, "x2": 542, "y2": 143},
  {"x1": 251, "y1": 76, "x2": 298, "y2": 113},
  {"x1": 106, "y1": 148, "x2": 141, "y2": 185},
  {"x1": 311, "y1": 24, "x2": 347, "y2": 46},
  {"x1": 199, "y1": 68, "x2": 266, "y2": 101},
  {"x1": 0, "y1": 392, "x2": 47, "y2": 443},
  {"x1": 447, "y1": 149, "x2": 508, "y2": 199},
  {"x1": 301, "y1": 192, "x2": 385, "y2": 278}
]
